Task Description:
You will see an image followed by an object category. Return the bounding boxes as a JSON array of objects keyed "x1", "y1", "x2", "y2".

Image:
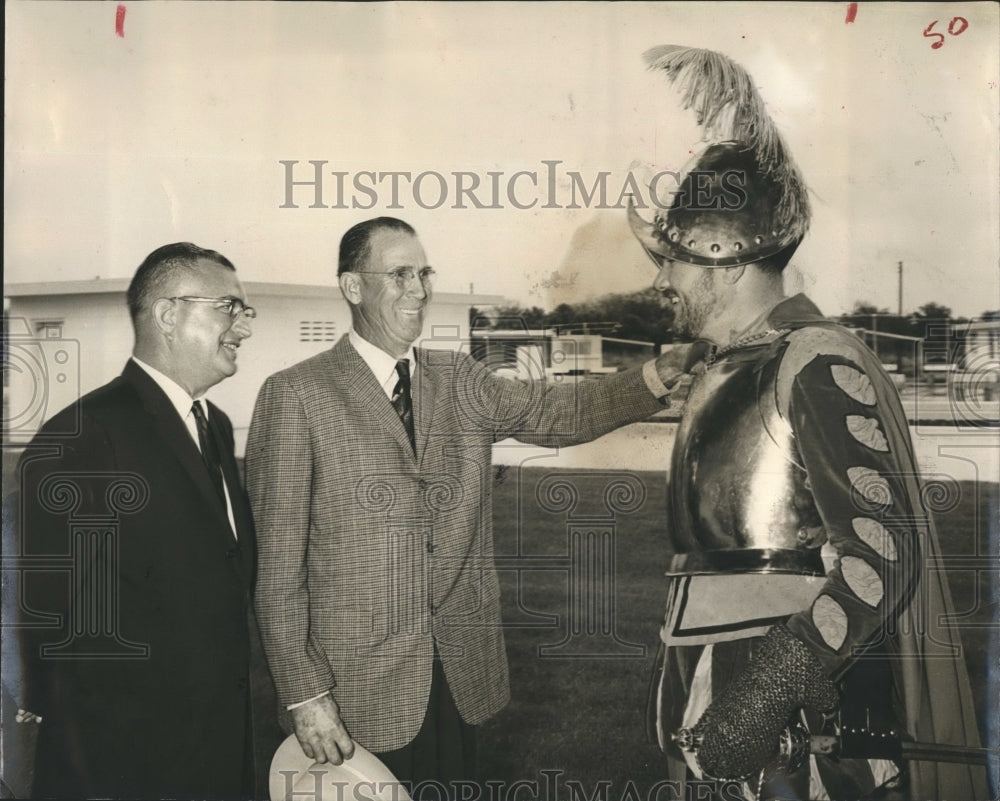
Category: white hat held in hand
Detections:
[{"x1": 269, "y1": 734, "x2": 412, "y2": 801}]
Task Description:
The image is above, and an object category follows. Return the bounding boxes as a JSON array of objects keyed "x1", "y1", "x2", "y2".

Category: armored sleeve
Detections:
[{"x1": 779, "y1": 329, "x2": 923, "y2": 679}]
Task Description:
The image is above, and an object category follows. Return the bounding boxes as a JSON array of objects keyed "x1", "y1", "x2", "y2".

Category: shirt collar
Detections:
[
  {"x1": 348, "y1": 329, "x2": 416, "y2": 394},
  {"x1": 131, "y1": 356, "x2": 204, "y2": 420}
]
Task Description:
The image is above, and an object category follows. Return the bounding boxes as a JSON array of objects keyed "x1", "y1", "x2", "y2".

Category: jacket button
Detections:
[
  {"x1": 426, "y1": 542, "x2": 435, "y2": 553},
  {"x1": 226, "y1": 547, "x2": 239, "y2": 559},
  {"x1": 418, "y1": 479, "x2": 429, "y2": 490}
]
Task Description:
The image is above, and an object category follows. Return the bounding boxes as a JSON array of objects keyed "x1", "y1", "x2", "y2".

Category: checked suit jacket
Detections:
[{"x1": 246, "y1": 335, "x2": 664, "y2": 752}]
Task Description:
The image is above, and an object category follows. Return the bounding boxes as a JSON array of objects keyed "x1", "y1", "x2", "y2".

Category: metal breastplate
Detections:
[{"x1": 668, "y1": 339, "x2": 822, "y2": 554}]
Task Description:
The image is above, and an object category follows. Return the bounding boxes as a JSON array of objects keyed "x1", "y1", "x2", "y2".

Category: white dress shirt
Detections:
[{"x1": 348, "y1": 329, "x2": 416, "y2": 397}]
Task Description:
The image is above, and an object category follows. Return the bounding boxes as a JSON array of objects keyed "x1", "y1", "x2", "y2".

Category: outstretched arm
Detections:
[{"x1": 458, "y1": 345, "x2": 700, "y2": 445}]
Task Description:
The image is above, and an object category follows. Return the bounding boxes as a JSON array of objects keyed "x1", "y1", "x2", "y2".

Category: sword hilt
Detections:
[
  {"x1": 674, "y1": 725, "x2": 995, "y2": 774},
  {"x1": 673, "y1": 727, "x2": 701, "y2": 753},
  {"x1": 814, "y1": 732, "x2": 995, "y2": 767}
]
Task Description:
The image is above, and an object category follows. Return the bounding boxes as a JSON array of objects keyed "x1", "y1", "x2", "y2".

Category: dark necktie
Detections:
[
  {"x1": 390, "y1": 359, "x2": 416, "y2": 454},
  {"x1": 191, "y1": 401, "x2": 226, "y2": 502}
]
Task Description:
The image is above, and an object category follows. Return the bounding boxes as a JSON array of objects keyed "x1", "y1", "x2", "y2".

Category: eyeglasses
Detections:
[
  {"x1": 166, "y1": 296, "x2": 258, "y2": 320},
  {"x1": 355, "y1": 266, "x2": 436, "y2": 290}
]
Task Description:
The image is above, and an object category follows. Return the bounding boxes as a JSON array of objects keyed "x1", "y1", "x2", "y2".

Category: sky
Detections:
[{"x1": 5, "y1": 1, "x2": 999, "y2": 318}]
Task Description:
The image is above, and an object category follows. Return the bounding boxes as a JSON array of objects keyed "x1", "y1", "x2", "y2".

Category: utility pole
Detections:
[{"x1": 897, "y1": 261, "x2": 903, "y2": 316}]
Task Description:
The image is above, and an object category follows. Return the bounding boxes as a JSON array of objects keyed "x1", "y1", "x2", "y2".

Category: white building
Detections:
[
  {"x1": 4, "y1": 280, "x2": 503, "y2": 454},
  {"x1": 470, "y1": 329, "x2": 655, "y2": 380}
]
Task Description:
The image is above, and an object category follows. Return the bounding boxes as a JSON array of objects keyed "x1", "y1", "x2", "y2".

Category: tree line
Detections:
[
  {"x1": 472, "y1": 289, "x2": 681, "y2": 347},
  {"x1": 472, "y1": 293, "x2": 998, "y2": 376}
]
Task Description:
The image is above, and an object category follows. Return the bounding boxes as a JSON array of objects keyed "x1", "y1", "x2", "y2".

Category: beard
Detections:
[{"x1": 671, "y1": 270, "x2": 717, "y2": 339}]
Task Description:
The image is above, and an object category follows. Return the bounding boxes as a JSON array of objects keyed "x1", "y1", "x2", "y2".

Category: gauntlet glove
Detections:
[{"x1": 691, "y1": 624, "x2": 837, "y2": 780}]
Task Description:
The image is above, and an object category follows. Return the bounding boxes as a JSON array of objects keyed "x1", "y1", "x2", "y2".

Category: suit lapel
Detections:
[
  {"x1": 412, "y1": 348, "x2": 440, "y2": 466},
  {"x1": 334, "y1": 337, "x2": 419, "y2": 463},
  {"x1": 122, "y1": 362, "x2": 235, "y2": 548},
  {"x1": 208, "y1": 401, "x2": 255, "y2": 584}
]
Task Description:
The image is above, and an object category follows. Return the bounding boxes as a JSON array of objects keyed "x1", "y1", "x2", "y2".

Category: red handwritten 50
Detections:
[{"x1": 923, "y1": 17, "x2": 969, "y2": 50}]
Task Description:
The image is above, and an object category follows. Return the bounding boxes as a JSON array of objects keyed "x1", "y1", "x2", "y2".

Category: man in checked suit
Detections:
[
  {"x1": 13, "y1": 243, "x2": 259, "y2": 799},
  {"x1": 247, "y1": 217, "x2": 692, "y2": 796}
]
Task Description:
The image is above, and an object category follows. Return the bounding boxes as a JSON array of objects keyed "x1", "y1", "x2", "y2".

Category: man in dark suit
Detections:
[
  {"x1": 247, "y1": 217, "x2": 691, "y2": 798},
  {"x1": 13, "y1": 243, "x2": 258, "y2": 799}
]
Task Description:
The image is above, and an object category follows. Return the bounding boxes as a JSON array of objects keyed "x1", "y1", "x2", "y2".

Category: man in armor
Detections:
[{"x1": 630, "y1": 47, "x2": 989, "y2": 800}]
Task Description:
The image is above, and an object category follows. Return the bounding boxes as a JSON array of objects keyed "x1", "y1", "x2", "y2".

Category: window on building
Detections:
[
  {"x1": 35, "y1": 320, "x2": 64, "y2": 338},
  {"x1": 299, "y1": 321, "x2": 337, "y2": 342}
]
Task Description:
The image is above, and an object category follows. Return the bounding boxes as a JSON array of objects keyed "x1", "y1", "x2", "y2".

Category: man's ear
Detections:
[
  {"x1": 150, "y1": 297, "x2": 177, "y2": 337},
  {"x1": 721, "y1": 264, "x2": 746, "y2": 285},
  {"x1": 339, "y1": 272, "x2": 362, "y2": 306}
]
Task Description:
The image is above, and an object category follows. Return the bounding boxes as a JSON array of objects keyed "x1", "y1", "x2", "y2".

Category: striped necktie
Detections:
[
  {"x1": 390, "y1": 360, "x2": 416, "y2": 454},
  {"x1": 191, "y1": 401, "x2": 225, "y2": 502}
]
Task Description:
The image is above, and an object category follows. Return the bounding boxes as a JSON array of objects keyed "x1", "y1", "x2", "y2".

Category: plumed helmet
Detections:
[
  {"x1": 629, "y1": 46, "x2": 810, "y2": 269},
  {"x1": 629, "y1": 141, "x2": 807, "y2": 268}
]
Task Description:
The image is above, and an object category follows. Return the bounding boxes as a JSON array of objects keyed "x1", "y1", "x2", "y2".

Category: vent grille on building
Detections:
[{"x1": 299, "y1": 322, "x2": 337, "y2": 342}]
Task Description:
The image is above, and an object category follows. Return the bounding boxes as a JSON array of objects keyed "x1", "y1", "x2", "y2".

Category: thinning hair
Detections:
[
  {"x1": 126, "y1": 242, "x2": 235, "y2": 324},
  {"x1": 338, "y1": 217, "x2": 416, "y2": 276}
]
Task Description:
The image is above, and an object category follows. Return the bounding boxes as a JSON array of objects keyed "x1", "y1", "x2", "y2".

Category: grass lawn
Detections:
[
  {"x1": 478, "y1": 468, "x2": 997, "y2": 797},
  {"x1": 1, "y1": 461, "x2": 994, "y2": 798}
]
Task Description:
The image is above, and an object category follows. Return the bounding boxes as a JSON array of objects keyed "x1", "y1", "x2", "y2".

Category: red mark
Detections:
[
  {"x1": 924, "y1": 16, "x2": 969, "y2": 49},
  {"x1": 948, "y1": 16, "x2": 969, "y2": 36},
  {"x1": 845, "y1": 3, "x2": 858, "y2": 24},
  {"x1": 115, "y1": 5, "x2": 126, "y2": 38},
  {"x1": 923, "y1": 21, "x2": 944, "y2": 49}
]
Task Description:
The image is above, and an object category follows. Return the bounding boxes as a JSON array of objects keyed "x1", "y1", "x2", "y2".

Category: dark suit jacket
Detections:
[
  {"x1": 15, "y1": 360, "x2": 256, "y2": 799},
  {"x1": 247, "y1": 337, "x2": 665, "y2": 751}
]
